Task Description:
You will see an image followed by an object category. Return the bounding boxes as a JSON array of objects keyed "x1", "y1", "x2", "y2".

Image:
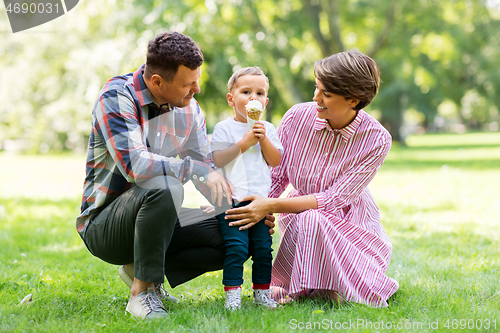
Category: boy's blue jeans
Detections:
[{"x1": 217, "y1": 201, "x2": 273, "y2": 286}]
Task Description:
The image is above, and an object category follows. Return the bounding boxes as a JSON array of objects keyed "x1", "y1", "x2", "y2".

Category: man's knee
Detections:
[{"x1": 138, "y1": 176, "x2": 184, "y2": 214}]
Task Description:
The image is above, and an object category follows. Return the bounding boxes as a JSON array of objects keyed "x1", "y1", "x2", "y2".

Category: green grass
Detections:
[{"x1": 1, "y1": 132, "x2": 500, "y2": 332}]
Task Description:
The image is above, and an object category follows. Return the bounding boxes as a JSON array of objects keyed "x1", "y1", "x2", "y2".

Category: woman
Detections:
[{"x1": 225, "y1": 50, "x2": 399, "y2": 307}]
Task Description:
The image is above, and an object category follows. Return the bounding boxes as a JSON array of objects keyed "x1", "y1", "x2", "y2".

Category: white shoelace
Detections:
[{"x1": 141, "y1": 289, "x2": 165, "y2": 313}]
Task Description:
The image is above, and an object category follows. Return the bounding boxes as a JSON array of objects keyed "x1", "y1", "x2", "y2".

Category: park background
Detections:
[{"x1": 1, "y1": 0, "x2": 500, "y2": 332}]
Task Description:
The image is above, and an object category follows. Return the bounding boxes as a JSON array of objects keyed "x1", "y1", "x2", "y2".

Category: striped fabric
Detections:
[
  {"x1": 76, "y1": 65, "x2": 211, "y2": 236},
  {"x1": 269, "y1": 102, "x2": 399, "y2": 307}
]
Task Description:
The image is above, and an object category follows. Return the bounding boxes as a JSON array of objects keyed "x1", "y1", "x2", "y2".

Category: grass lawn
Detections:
[{"x1": 1, "y1": 132, "x2": 499, "y2": 332}]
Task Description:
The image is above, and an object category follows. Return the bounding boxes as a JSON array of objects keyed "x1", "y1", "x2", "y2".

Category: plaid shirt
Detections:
[{"x1": 76, "y1": 65, "x2": 211, "y2": 236}]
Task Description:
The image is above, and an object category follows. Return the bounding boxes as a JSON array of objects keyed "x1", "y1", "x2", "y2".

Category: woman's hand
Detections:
[{"x1": 225, "y1": 194, "x2": 274, "y2": 230}]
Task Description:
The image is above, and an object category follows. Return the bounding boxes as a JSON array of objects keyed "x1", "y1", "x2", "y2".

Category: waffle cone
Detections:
[{"x1": 247, "y1": 109, "x2": 262, "y2": 121}]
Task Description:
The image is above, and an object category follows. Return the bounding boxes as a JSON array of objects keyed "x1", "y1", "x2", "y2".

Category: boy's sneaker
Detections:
[
  {"x1": 224, "y1": 287, "x2": 242, "y2": 311},
  {"x1": 254, "y1": 289, "x2": 279, "y2": 309},
  {"x1": 125, "y1": 287, "x2": 168, "y2": 320},
  {"x1": 118, "y1": 265, "x2": 178, "y2": 303}
]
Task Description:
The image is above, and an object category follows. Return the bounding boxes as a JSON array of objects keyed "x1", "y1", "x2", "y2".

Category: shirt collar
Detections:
[
  {"x1": 132, "y1": 64, "x2": 174, "y2": 112},
  {"x1": 313, "y1": 111, "x2": 363, "y2": 142}
]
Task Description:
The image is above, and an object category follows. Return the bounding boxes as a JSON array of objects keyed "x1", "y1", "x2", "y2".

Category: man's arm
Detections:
[{"x1": 95, "y1": 86, "x2": 199, "y2": 183}]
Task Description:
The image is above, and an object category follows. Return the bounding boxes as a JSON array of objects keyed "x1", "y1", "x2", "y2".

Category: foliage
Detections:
[
  {"x1": 0, "y1": 0, "x2": 499, "y2": 152},
  {"x1": 1, "y1": 132, "x2": 500, "y2": 332}
]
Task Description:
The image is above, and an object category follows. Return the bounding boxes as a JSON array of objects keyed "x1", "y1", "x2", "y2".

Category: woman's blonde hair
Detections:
[{"x1": 314, "y1": 50, "x2": 380, "y2": 111}]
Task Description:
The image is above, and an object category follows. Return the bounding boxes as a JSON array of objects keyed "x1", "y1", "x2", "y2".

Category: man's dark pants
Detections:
[{"x1": 81, "y1": 176, "x2": 225, "y2": 287}]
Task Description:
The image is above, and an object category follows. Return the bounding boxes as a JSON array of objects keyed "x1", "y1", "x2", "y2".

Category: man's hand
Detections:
[
  {"x1": 205, "y1": 169, "x2": 235, "y2": 206},
  {"x1": 264, "y1": 213, "x2": 276, "y2": 235}
]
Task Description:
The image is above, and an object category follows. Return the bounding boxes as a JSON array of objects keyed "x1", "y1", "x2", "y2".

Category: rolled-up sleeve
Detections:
[
  {"x1": 94, "y1": 88, "x2": 197, "y2": 183},
  {"x1": 312, "y1": 137, "x2": 391, "y2": 215},
  {"x1": 269, "y1": 108, "x2": 294, "y2": 198}
]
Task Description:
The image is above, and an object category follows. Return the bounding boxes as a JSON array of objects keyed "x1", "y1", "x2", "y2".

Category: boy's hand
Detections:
[
  {"x1": 253, "y1": 122, "x2": 266, "y2": 141},
  {"x1": 241, "y1": 128, "x2": 259, "y2": 147}
]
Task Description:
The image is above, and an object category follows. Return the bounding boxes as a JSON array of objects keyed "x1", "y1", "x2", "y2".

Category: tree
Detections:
[{"x1": 0, "y1": 0, "x2": 499, "y2": 152}]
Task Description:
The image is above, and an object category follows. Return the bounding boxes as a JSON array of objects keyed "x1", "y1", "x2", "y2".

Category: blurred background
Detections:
[{"x1": 0, "y1": 0, "x2": 499, "y2": 154}]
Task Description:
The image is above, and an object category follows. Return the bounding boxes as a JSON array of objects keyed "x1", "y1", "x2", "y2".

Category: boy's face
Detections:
[{"x1": 227, "y1": 75, "x2": 269, "y2": 123}]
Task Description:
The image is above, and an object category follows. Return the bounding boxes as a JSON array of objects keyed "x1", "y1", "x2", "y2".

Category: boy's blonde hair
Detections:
[{"x1": 227, "y1": 66, "x2": 269, "y2": 92}]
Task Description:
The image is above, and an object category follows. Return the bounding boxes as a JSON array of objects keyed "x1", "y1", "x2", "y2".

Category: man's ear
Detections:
[
  {"x1": 150, "y1": 74, "x2": 162, "y2": 88},
  {"x1": 227, "y1": 93, "x2": 234, "y2": 107}
]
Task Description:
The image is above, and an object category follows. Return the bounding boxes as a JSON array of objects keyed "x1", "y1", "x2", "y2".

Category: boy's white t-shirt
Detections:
[{"x1": 210, "y1": 117, "x2": 283, "y2": 201}]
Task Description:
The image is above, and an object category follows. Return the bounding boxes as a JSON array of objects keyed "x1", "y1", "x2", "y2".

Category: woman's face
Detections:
[{"x1": 313, "y1": 78, "x2": 359, "y2": 129}]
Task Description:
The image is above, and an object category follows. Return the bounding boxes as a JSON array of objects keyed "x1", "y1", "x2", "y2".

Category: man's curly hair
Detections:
[{"x1": 144, "y1": 31, "x2": 204, "y2": 82}]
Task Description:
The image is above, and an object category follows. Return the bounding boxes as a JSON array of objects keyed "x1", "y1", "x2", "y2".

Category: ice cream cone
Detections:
[
  {"x1": 245, "y1": 100, "x2": 264, "y2": 130},
  {"x1": 247, "y1": 109, "x2": 262, "y2": 121}
]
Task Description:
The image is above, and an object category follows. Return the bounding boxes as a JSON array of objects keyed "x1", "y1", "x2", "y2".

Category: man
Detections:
[{"x1": 76, "y1": 31, "x2": 274, "y2": 319}]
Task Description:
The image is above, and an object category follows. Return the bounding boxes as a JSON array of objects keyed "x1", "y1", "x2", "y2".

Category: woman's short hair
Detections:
[
  {"x1": 314, "y1": 50, "x2": 380, "y2": 111},
  {"x1": 227, "y1": 66, "x2": 269, "y2": 92},
  {"x1": 145, "y1": 31, "x2": 204, "y2": 82}
]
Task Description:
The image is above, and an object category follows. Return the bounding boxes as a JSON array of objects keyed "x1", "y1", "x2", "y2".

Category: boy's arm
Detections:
[
  {"x1": 212, "y1": 130, "x2": 259, "y2": 168},
  {"x1": 212, "y1": 144, "x2": 241, "y2": 168},
  {"x1": 259, "y1": 137, "x2": 281, "y2": 167},
  {"x1": 253, "y1": 122, "x2": 281, "y2": 167}
]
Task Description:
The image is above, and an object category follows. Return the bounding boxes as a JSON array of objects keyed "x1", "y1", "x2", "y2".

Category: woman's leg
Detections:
[{"x1": 272, "y1": 209, "x2": 398, "y2": 307}]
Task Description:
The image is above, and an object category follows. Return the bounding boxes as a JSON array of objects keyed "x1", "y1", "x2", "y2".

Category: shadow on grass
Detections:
[
  {"x1": 0, "y1": 197, "x2": 79, "y2": 207},
  {"x1": 403, "y1": 144, "x2": 500, "y2": 150},
  {"x1": 383, "y1": 158, "x2": 499, "y2": 170}
]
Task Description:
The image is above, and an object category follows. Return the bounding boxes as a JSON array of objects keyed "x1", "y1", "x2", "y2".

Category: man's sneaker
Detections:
[
  {"x1": 118, "y1": 265, "x2": 178, "y2": 303},
  {"x1": 118, "y1": 265, "x2": 134, "y2": 288},
  {"x1": 154, "y1": 283, "x2": 179, "y2": 303},
  {"x1": 125, "y1": 287, "x2": 168, "y2": 319},
  {"x1": 224, "y1": 287, "x2": 242, "y2": 311},
  {"x1": 253, "y1": 289, "x2": 279, "y2": 309}
]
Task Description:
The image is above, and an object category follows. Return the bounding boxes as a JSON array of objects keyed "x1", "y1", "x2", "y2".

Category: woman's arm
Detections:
[
  {"x1": 312, "y1": 138, "x2": 391, "y2": 214},
  {"x1": 225, "y1": 194, "x2": 318, "y2": 230}
]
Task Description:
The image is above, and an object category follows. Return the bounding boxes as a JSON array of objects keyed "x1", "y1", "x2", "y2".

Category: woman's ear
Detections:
[
  {"x1": 349, "y1": 98, "x2": 360, "y2": 109},
  {"x1": 227, "y1": 92, "x2": 234, "y2": 107}
]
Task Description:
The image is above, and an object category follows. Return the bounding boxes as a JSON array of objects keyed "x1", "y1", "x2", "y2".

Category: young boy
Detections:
[{"x1": 210, "y1": 67, "x2": 283, "y2": 310}]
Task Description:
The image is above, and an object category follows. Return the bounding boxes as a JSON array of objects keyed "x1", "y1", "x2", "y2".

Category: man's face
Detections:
[{"x1": 157, "y1": 65, "x2": 201, "y2": 108}]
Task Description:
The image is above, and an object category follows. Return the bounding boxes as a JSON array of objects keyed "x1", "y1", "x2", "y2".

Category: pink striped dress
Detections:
[{"x1": 269, "y1": 102, "x2": 399, "y2": 308}]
